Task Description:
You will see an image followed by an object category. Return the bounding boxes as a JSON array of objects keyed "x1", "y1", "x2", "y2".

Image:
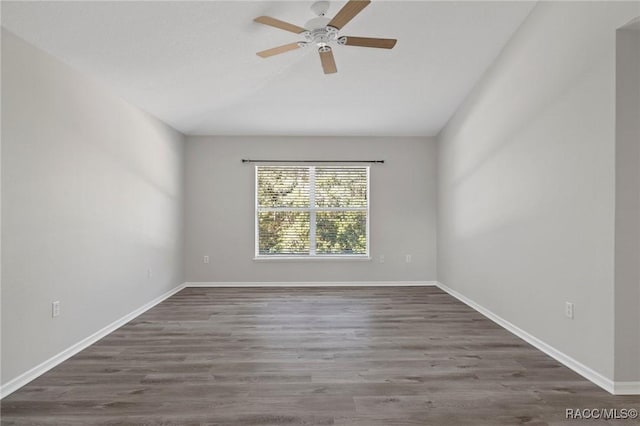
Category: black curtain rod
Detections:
[{"x1": 242, "y1": 159, "x2": 384, "y2": 164}]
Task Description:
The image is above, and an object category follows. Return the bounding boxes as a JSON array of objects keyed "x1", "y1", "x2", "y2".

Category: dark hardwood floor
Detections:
[{"x1": 2, "y1": 286, "x2": 638, "y2": 425}]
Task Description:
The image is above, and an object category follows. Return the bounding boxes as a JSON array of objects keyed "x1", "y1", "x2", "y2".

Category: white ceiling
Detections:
[{"x1": 1, "y1": 1, "x2": 535, "y2": 136}]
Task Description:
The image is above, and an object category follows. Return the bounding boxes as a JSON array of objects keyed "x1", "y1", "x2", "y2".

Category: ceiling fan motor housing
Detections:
[
  {"x1": 304, "y1": 2, "x2": 339, "y2": 48},
  {"x1": 304, "y1": 23, "x2": 338, "y2": 48}
]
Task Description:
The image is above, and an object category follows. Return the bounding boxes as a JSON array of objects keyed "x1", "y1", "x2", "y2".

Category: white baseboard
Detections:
[
  {"x1": 0, "y1": 283, "x2": 187, "y2": 399},
  {"x1": 435, "y1": 281, "x2": 639, "y2": 395},
  {"x1": 185, "y1": 281, "x2": 438, "y2": 287}
]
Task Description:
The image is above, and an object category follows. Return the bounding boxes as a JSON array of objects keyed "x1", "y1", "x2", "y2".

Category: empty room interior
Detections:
[{"x1": 1, "y1": 0, "x2": 640, "y2": 424}]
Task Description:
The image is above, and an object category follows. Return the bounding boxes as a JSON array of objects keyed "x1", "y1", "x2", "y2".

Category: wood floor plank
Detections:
[{"x1": 2, "y1": 287, "x2": 638, "y2": 425}]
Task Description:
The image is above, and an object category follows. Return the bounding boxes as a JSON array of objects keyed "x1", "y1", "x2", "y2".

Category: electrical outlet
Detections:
[
  {"x1": 52, "y1": 301, "x2": 60, "y2": 318},
  {"x1": 405, "y1": 254, "x2": 412, "y2": 263},
  {"x1": 147, "y1": 268, "x2": 152, "y2": 279},
  {"x1": 565, "y1": 302, "x2": 574, "y2": 319},
  {"x1": 379, "y1": 255, "x2": 385, "y2": 263},
  {"x1": 203, "y1": 255, "x2": 210, "y2": 264}
]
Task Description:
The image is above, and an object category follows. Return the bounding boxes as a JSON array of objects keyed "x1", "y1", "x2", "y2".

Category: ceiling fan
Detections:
[{"x1": 254, "y1": 0, "x2": 397, "y2": 74}]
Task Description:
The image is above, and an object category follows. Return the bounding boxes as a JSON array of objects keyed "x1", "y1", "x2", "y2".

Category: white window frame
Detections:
[{"x1": 254, "y1": 165, "x2": 371, "y2": 260}]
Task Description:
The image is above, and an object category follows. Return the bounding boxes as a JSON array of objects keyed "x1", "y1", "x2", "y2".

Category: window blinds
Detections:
[{"x1": 256, "y1": 166, "x2": 369, "y2": 257}]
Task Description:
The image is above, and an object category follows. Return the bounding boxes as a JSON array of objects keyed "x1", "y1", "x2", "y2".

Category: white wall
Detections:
[
  {"x1": 185, "y1": 136, "x2": 436, "y2": 283},
  {"x1": 615, "y1": 24, "x2": 640, "y2": 383},
  {"x1": 437, "y1": 1, "x2": 639, "y2": 382},
  {"x1": 1, "y1": 30, "x2": 185, "y2": 386}
]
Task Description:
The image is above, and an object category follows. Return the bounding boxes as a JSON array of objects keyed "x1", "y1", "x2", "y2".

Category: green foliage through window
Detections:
[{"x1": 256, "y1": 166, "x2": 369, "y2": 256}]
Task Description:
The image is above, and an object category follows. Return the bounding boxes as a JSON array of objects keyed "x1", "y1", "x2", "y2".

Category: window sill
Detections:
[{"x1": 253, "y1": 255, "x2": 371, "y2": 262}]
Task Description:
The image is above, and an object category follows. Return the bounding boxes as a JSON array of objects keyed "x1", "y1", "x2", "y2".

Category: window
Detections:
[{"x1": 256, "y1": 165, "x2": 369, "y2": 258}]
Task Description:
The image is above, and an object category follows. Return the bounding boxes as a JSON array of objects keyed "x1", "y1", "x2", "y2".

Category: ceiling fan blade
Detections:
[
  {"x1": 319, "y1": 47, "x2": 337, "y2": 74},
  {"x1": 256, "y1": 42, "x2": 304, "y2": 58},
  {"x1": 254, "y1": 16, "x2": 306, "y2": 34},
  {"x1": 328, "y1": 0, "x2": 371, "y2": 30},
  {"x1": 339, "y1": 36, "x2": 397, "y2": 49}
]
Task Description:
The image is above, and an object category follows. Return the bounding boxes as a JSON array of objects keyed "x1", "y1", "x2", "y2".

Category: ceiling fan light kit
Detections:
[{"x1": 254, "y1": 0, "x2": 397, "y2": 74}]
